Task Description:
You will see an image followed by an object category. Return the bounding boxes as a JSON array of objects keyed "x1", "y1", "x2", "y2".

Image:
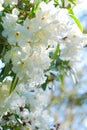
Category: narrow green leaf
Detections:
[
  {"x1": 83, "y1": 29, "x2": 87, "y2": 34},
  {"x1": 9, "y1": 75, "x2": 19, "y2": 94},
  {"x1": 43, "y1": 0, "x2": 51, "y2": 3},
  {"x1": 68, "y1": 0, "x2": 76, "y2": 5},
  {"x1": 61, "y1": 0, "x2": 65, "y2": 7},
  {"x1": 68, "y1": 8, "x2": 74, "y2": 15},
  {"x1": 69, "y1": 14, "x2": 83, "y2": 32},
  {"x1": 59, "y1": 74, "x2": 63, "y2": 82},
  {"x1": 41, "y1": 79, "x2": 48, "y2": 90},
  {"x1": 0, "y1": 61, "x2": 12, "y2": 82},
  {"x1": 68, "y1": 9, "x2": 83, "y2": 32},
  {"x1": 54, "y1": 0, "x2": 59, "y2": 7},
  {"x1": 66, "y1": 3, "x2": 71, "y2": 9},
  {"x1": 52, "y1": 44, "x2": 60, "y2": 60}
]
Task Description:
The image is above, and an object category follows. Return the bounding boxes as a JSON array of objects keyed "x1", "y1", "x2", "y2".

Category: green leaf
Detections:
[
  {"x1": 66, "y1": 3, "x2": 71, "y2": 9},
  {"x1": 0, "y1": 61, "x2": 12, "y2": 82},
  {"x1": 83, "y1": 29, "x2": 87, "y2": 34},
  {"x1": 52, "y1": 44, "x2": 60, "y2": 61},
  {"x1": 68, "y1": 9, "x2": 83, "y2": 32},
  {"x1": 68, "y1": 8, "x2": 74, "y2": 15},
  {"x1": 61, "y1": 0, "x2": 65, "y2": 8},
  {"x1": 9, "y1": 74, "x2": 19, "y2": 94},
  {"x1": 43, "y1": 0, "x2": 51, "y2": 3},
  {"x1": 70, "y1": 14, "x2": 83, "y2": 32},
  {"x1": 32, "y1": 0, "x2": 40, "y2": 14},
  {"x1": 59, "y1": 74, "x2": 64, "y2": 82},
  {"x1": 54, "y1": 0, "x2": 59, "y2": 7},
  {"x1": 41, "y1": 78, "x2": 48, "y2": 90},
  {"x1": 68, "y1": 0, "x2": 76, "y2": 5},
  {"x1": 54, "y1": 0, "x2": 59, "y2": 3}
]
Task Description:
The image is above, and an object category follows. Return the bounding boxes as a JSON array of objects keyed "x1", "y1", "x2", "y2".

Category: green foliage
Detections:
[
  {"x1": 54, "y1": 0, "x2": 65, "y2": 7},
  {"x1": 9, "y1": 74, "x2": 19, "y2": 94},
  {"x1": 0, "y1": 42, "x2": 11, "y2": 60},
  {"x1": 68, "y1": 0, "x2": 76, "y2": 5},
  {"x1": 42, "y1": 44, "x2": 71, "y2": 90},
  {"x1": 61, "y1": 0, "x2": 65, "y2": 8},
  {"x1": 0, "y1": 61, "x2": 12, "y2": 82},
  {"x1": 52, "y1": 44, "x2": 60, "y2": 61},
  {"x1": 16, "y1": 0, "x2": 41, "y2": 19},
  {"x1": 3, "y1": 4, "x2": 12, "y2": 13},
  {"x1": 0, "y1": 60, "x2": 19, "y2": 94},
  {"x1": 54, "y1": 0, "x2": 76, "y2": 7},
  {"x1": 54, "y1": 0, "x2": 59, "y2": 6},
  {"x1": 83, "y1": 29, "x2": 87, "y2": 34},
  {"x1": 43, "y1": 0, "x2": 52, "y2": 3},
  {"x1": 31, "y1": 0, "x2": 41, "y2": 17},
  {"x1": 42, "y1": 78, "x2": 48, "y2": 90},
  {"x1": 68, "y1": 9, "x2": 83, "y2": 32},
  {"x1": 0, "y1": 112, "x2": 24, "y2": 130},
  {"x1": 55, "y1": 58, "x2": 70, "y2": 82}
]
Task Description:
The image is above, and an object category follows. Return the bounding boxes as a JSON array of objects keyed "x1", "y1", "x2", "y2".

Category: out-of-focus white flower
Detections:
[
  {"x1": 4, "y1": 0, "x2": 18, "y2": 6},
  {"x1": 0, "y1": 60, "x2": 5, "y2": 70},
  {"x1": 0, "y1": 0, "x2": 4, "y2": 11},
  {"x1": 7, "y1": 93, "x2": 26, "y2": 112},
  {"x1": 28, "y1": 110, "x2": 51, "y2": 130},
  {"x1": 59, "y1": 24, "x2": 87, "y2": 66},
  {"x1": 20, "y1": 108, "x2": 30, "y2": 122},
  {"x1": 0, "y1": 82, "x2": 52, "y2": 129},
  {"x1": 0, "y1": 126, "x2": 3, "y2": 130},
  {"x1": 0, "y1": 81, "x2": 10, "y2": 115},
  {"x1": 76, "y1": 0, "x2": 87, "y2": 4},
  {"x1": 15, "y1": 83, "x2": 51, "y2": 110}
]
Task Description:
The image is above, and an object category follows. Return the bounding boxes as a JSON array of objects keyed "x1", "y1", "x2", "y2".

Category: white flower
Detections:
[
  {"x1": 20, "y1": 108, "x2": 30, "y2": 122},
  {"x1": 4, "y1": 47, "x2": 26, "y2": 64},
  {"x1": 7, "y1": 24, "x2": 28, "y2": 45},
  {"x1": 2, "y1": 9, "x2": 18, "y2": 40},
  {"x1": 7, "y1": 93, "x2": 26, "y2": 112},
  {"x1": 4, "y1": 45, "x2": 50, "y2": 86},
  {"x1": 2, "y1": 0, "x2": 87, "y2": 86},
  {"x1": 59, "y1": 24, "x2": 87, "y2": 66},
  {"x1": 0, "y1": 82, "x2": 52, "y2": 129},
  {"x1": 0, "y1": 81, "x2": 10, "y2": 115},
  {"x1": 0, "y1": 60, "x2": 5, "y2": 70},
  {"x1": 0, "y1": 0, "x2": 4, "y2": 11},
  {"x1": 12, "y1": 8, "x2": 19, "y2": 16},
  {"x1": 4, "y1": 0, "x2": 18, "y2": 6},
  {"x1": 28, "y1": 109, "x2": 51, "y2": 130},
  {"x1": 76, "y1": 0, "x2": 87, "y2": 4}
]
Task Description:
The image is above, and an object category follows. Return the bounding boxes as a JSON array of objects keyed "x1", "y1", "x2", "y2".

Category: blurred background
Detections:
[{"x1": 49, "y1": 3, "x2": 87, "y2": 130}]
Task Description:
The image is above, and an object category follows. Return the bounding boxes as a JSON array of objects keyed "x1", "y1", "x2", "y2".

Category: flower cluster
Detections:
[
  {"x1": 2, "y1": 1, "x2": 87, "y2": 86},
  {"x1": 0, "y1": 83, "x2": 53, "y2": 129},
  {"x1": 0, "y1": 0, "x2": 87, "y2": 129}
]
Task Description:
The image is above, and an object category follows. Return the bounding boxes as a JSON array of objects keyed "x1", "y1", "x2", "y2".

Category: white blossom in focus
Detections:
[
  {"x1": 2, "y1": 1, "x2": 87, "y2": 86},
  {"x1": 4, "y1": 45, "x2": 50, "y2": 86}
]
